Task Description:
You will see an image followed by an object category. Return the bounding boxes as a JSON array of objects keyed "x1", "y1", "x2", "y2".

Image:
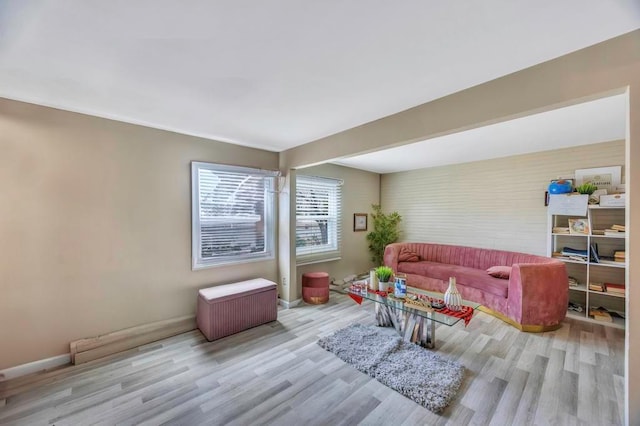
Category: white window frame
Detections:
[
  {"x1": 191, "y1": 161, "x2": 277, "y2": 269},
  {"x1": 295, "y1": 175, "x2": 343, "y2": 265}
]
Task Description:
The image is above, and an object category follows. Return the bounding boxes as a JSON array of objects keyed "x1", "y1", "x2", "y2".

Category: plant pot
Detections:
[{"x1": 378, "y1": 281, "x2": 390, "y2": 292}]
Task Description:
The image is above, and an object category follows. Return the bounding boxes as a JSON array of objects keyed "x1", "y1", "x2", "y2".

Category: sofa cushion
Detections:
[
  {"x1": 486, "y1": 266, "x2": 512, "y2": 279},
  {"x1": 398, "y1": 261, "x2": 508, "y2": 298},
  {"x1": 398, "y1": 247, "x2": 420, "y2": 262},
  {"x1": 199, "y1": 278, "x2": 277, "y2": 304}
]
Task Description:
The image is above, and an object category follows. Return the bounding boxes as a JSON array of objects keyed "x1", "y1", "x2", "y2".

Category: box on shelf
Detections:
[{"x1": 600, "y1": 193, "x2": 626, "y2": 207}]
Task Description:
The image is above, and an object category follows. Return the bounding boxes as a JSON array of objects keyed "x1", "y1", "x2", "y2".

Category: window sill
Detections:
[
  {"x1": 193, "y1": 254, "x2": 275, "y2": 270},
  {"x1": 296, "y1": 256, "x2": 342, "y2": 267}
]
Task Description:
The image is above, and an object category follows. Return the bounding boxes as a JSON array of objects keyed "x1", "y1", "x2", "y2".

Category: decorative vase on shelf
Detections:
[
  {"x1": 548, "y1": 179, "x2": 572, "y2": 194},
  {"x1": 444, "y1": 277, "x2": 463, "y2": 311}
]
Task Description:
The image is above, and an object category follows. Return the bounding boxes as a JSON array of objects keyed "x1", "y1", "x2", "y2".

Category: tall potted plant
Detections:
[{"x1": 366, "y1": 204, "x2": 402, "y2": 265}]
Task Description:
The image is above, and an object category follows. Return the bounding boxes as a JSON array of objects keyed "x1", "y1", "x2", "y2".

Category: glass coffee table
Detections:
[{"x1": 346, "y1": 286, "x2": 480, "y2": 348}]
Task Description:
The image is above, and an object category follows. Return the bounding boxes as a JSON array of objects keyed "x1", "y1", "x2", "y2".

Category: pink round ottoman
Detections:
[{"x1": 302, "y1": 272, "x2": 330, "y2": 304}]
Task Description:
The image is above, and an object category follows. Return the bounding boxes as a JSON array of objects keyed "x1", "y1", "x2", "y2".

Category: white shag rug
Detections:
[{"x1": 317, "y1": 323, "x2": 464, "y2": 413}]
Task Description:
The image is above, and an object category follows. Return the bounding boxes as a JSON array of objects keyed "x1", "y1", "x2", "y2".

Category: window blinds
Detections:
[
  {"x1": 296, "y1": 175, "x2": 343, "y2": 263},
  {"x1": 192, "y1": 162, "x2": 277, "y2": 268}
]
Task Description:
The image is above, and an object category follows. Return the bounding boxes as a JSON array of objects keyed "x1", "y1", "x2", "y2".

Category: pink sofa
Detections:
[{"x1": 384, "y1": 242, "x2": 568, "y2": 331}]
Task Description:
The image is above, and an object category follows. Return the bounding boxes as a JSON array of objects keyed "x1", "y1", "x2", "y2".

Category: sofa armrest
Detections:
[
  {"x1": 383, "y1": 243, "x2": 403, "y2": 271},
  {"x1": 508, "y1": 261, "x2": 568, "y2": 326}
]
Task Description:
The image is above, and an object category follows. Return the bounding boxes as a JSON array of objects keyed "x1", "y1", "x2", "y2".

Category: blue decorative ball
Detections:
[{"x1": 548, "y1": 180, "x2": 572, "y2": 194}]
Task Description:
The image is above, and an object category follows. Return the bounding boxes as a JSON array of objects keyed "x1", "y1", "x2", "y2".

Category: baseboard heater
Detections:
[{"x1": 70, "y1": 315, "x2": 196, "y2": 365}]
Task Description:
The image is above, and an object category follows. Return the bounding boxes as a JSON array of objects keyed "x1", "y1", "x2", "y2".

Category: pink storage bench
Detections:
[{"x1": 196, "y1": 278, "x2": 278, "y2": 341}]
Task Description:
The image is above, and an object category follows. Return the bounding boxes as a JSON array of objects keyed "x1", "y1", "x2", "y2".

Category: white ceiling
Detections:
[
  {"x1": 332, "y1": 94, "x2": 628, "y2": 174},
  {"x1": 0, "y1": 1, "x2": 639, "y2": 153}
]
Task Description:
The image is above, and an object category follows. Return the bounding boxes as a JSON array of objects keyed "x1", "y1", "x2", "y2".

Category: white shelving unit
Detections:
[{"x1": 547, "y1": 205, "x2": 626, "y2": 328}]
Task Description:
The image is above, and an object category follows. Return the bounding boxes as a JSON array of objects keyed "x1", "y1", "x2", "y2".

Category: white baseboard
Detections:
[
  {"x1": 0, "y1": 354, "x2": 71, "y2": 382},
  {"x1": 278, "y1": 298, "x2": 302, "y2": 309}
]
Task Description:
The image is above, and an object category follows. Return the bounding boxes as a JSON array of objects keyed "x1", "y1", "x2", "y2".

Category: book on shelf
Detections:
[
  {"x1": 568, "y1": 276, "x2": 579, "y2": 287},
  {"x1": 561, "y1": 247, "x2": 588, "y2": 258},
  {"x1": 611, "y1": 224, "x2": 626, "y2": 232},
  {"x1": 610, "y1": 310, "x2": 626, "y2": 319},
  {"x1": 598, "y1": 258, "x2": 623, "y2": 266},
  {"x1": 589, "y1": 282, "x2": 606, "y2": 292},
  {"x1": 590, "y1": 243, "x2": 600, "y2": 263},
  {"x1": 604, "y1": 229, "x2": 625, "y2": 236},
  {"x1": 614, "y1": 250, "x2": 626, "y2": 259},
  {"x1": 553, "y1": 252, "x2": 578, "y2": 261},
  {"x1": 592, "y1": 229, "x2": 605, "y2": 235},
  {"x1": 589, "y1": 308, "x2": 613, "y2": 323},
  {"x1": 552, "y1": 227, "x2": 570, "y2": 234},
  {"x1": 553, "y1": 254, "x2": 586, "y2": 262},
  {"x1": 605, "y1": 283, "x2": 625, "y2": 295}
]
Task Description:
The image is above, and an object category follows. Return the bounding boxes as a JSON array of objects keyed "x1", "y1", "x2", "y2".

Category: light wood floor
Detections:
[{"x1": 0, "y1": 292, "x2": 625, "y2": 425}]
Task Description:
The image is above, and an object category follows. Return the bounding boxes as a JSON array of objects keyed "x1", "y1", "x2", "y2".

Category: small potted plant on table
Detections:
[{"x1": 375, "y1": 266, "x2": 394, "y2": 292}]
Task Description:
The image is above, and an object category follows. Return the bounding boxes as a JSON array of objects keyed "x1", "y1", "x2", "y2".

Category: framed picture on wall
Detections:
[{"x1": 353, "y1": 213, "x2": 368, "y2": 231}]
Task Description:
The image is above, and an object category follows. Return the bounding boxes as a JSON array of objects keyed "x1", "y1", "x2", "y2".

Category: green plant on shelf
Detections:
[{"x1": 575, "y1": 182, "x2": 597, "y2": 195}]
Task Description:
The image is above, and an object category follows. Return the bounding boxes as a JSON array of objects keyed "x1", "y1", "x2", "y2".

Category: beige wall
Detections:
[
  {"x1": 295, "y1": 163, "x2": 379, "y2": 298},
  {"x1": 280, "y1": 30, "x2": 640, "y2": 424},
  {"x1": 382, "y1": 140, "x2": 624, "y2": 255},
  {"x1": 0, "y1": 99, "x2": 279, "y2": 370}
]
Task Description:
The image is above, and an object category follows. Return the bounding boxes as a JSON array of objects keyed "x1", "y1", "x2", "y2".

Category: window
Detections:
[
  {"x1": 191, "y1": 162, "x2": 277, "y2": 269},
  {"x1": 296, "y1": 175, "x2": 343, "y2": 264}
]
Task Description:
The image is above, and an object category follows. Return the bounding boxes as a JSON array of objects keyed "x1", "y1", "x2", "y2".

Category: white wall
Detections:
[{"x1": 381, "y1": 140, "x2": 624, "y2": 255}]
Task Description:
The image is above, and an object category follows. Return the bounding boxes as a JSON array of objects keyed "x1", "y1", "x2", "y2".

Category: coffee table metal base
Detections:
[{"x1": 375, "y1": 303, "x2": 436, "y2": 348}]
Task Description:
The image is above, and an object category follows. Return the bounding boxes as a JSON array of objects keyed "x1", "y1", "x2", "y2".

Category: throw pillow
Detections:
[
  {"x1": 398, "y1": 247, "x2": 420, "y2": 262},
  {"x1": 486, "y1": 266, "x2": 512, "y2": 279}
]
